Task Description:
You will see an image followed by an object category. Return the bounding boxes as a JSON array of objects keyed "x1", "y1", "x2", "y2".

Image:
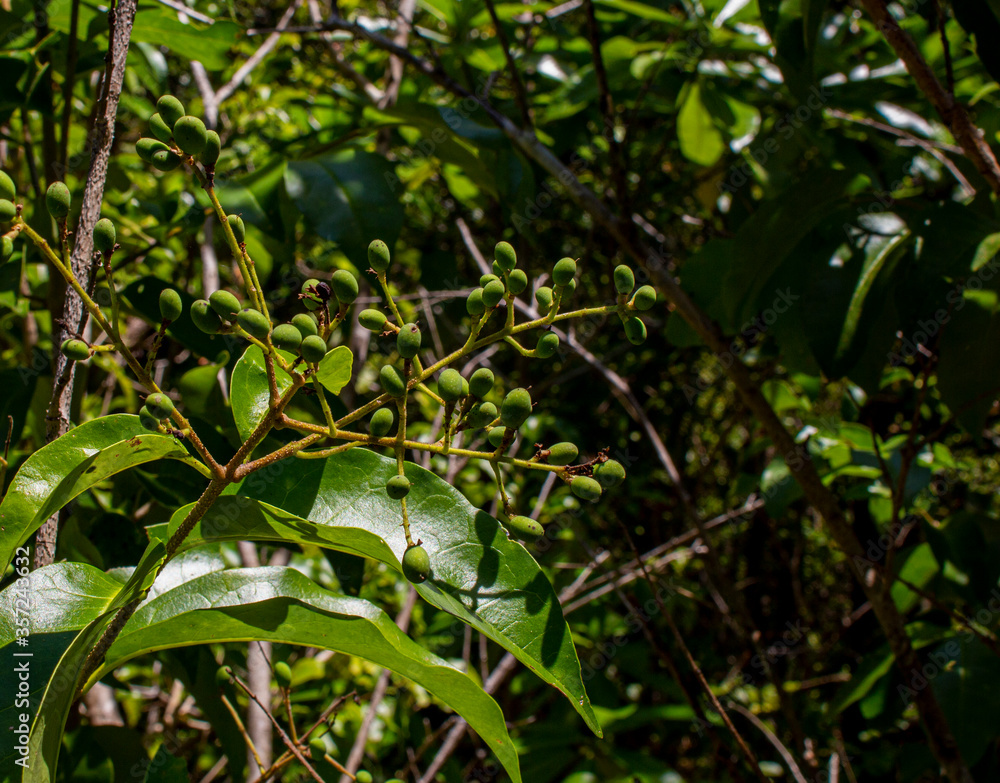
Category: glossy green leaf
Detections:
[
  {"x1": 677, "y1": 82, "x2": 725, "y2": 167},
  {"x1": 130, "y1": 12, "x2": 239, "y2": 71},
  {"x1": 316, "y1": 345, "x2": 354, "y2": 395},
  {"x1": 230, "y1": 345, "x2": 294, "y2": 443}
]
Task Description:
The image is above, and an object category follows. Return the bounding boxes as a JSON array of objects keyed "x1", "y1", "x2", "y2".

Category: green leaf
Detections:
[
  {"x1": 593, "y1": 0, "x2": 681, "y2": 23},
  {"x1": 677, "y1": 82, "x2": 725, "y2": 167},
  {"x1": 130, "y1": 12, "x2": 239, "y2": 71},
  {"x1": 143, "y1": 747, "x2": 188, "y2": 783},
  {"x1": 0, "y1": 415, "x2": 190, "y2": 572},
  {"x1": 230, "y1": 345, "x2": 294, "y2": 443},
  {"x1": 316, "y1": 345, "x2": 354, "y2": 395}
]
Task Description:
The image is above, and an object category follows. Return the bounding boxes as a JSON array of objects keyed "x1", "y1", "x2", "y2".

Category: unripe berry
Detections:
[
  {"x1": 238, "y1": 308, "x2": 271, "y2": 340},
  {"x1": 466, "y1": 401, "x2": 497, "y2": 429},
  {"x1": 480, "y1": 273, "x2": 500, "y2": 287},
  {"x1": 356, "y1": 772, "x2": 373, "y2": 783},
  {"x1": 359, "y1": 309, "x2": 387, "y2": 332},
  {"x1": 469, "y1": 368, "x2": 494, "y2": 398},
  {"x1": 173, "y1": 115, "x2": 208, "y2": 155},
  {"x1": 594, "y1": 459, "x2": 626, "y2": 488},
  {"x1": 614, "y1": 265, "x2": 635, "y2": 295},
  {"x1": 535, "y1": 286, "x2": 553, "y2": 311},
  {"x1": 482, "y1": 279, "x2": 505, "y2": 309},
  {"x1": 461, "y1": 377, "x2": 470, "y2": 397},
  {"x1": 215, "y1": 665, "x2": 231, "y2": 687},
  {"x1": 368, "y1": 239, "x2": 390, "y2": 272},
  {"x1": 631, "y1": 285, "x2": 656, "y2": 311},
  {"x1": 380, "y1": 365, "x2": 406, "y2": 397},
  {"x1": 201, "y1": 130, "x2": 221, "y2": 168},
  {"x1": 370, "y1": 407, "x2": 394, "y2": 437},
  {"x1": 159, "y1": 288, "x2": 183, "y2": 322},
  {"x1": 149, "y1": 112, "x2": 173, "y2": 143},
  {"x1": 144, "y1": 392, "x2": 174, "y2": 420},
  {"x1": 494, "y1": 241, "x2": 517, "y2": 272},
  {"x1": 546, "y1": 442, "x2": 578, "y2": 466},
  {"x1": 331, "y1": 269, "x2": 359, "y2": 305},
  {"x1": 0, "y1": 200, "x2": 15, "y2": 223},
  {"x1": 624, "y1": 316, "x2": 647, "y2": 345},
  {"x1": 466, "y1": 287, "x2": 485, "y2": 315},
  {"x1": 397, "y1": 323, "x2": 421, "y2": 359},
  {"x1": 151, "y1": 149, "x2": 183, "y2": 171},
  {"x1": 500, "y1": 388, "x2": 532, "y2": 429},
  {"x1": 535, "y1": 331, "x2": 559, "y2": 358},
  {"x1": 552, "y1": 257, "x2": 576, "y2": 287},
  {"x1": 292, "y1": 313, "x2": 318, "y2": 338},
  {"x1": 271, "y1": 323, "x2": 303, "y2": 352},
  {"x1": 301, "y1": 278, "x2": 322, "y2": 310},
  {"x1": 437, "y1": 368, "x2": 464, "y2": 402},
  {"x1": 45, "y1": 182, "x2": 71, "y2": 219},
  {"x1": 139, "y1": 408, "x2": 160, "y2": 431},
  {"x1": 0, "y1": 171, "x2": 15, "y2": 202},
  {"x1": 93, "y1": 218, "x2": 116, "y2": 254},
  {"x1": 508, "y1": 269, "x2": 528, "y2": 295},
  {"x1": 209, "y1": 290, "x2": 241, "y2": 320},
  {"x1": 386, "y1": 475, "x2": 411, "y2": 499},
  {"x1": 227, "y1": 214, "x2": 245, "y2": 243},
  {"x1": 563, "y1": 277, "x2": 577, "y2": 299},
  {"x1": 274, "y1": 660, "x2": 293, "y2": 688},
  {"x1": 191, "y1": 299, "x2": 223, "y2": 333},
  {"x1": 506, "y1": 515, "x2": 543, "y2": 542},
  {"x1": 156, "y1": 95, "x2": 185, "y2": 128},
  {"x1": 1, "y1": 235, "x2": 12, "y2": 263},
  {"x1": 571, "y1": 476, "x2": 602, "y2": 502},
  {"x1": 402, "y1": 544, "x2": 431, "y2": 583},
  {"x1": 300, "y1": 334, "x2": 328, "y2": 364},
  {"x1": 487, "y1": 427, "x2": 506, "y2": 449},
  {"x1": 136, "y1": 137, "x2": 169, "y2": 162},
  {"x1": 492, "y1": 261, "x2": 503, "y2": 277},
  {"x1": 61, "y1": 338, "x2": 90, "y2": 361}
]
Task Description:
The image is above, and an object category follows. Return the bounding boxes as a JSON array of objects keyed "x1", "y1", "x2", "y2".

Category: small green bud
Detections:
[
  {"x1": 480, "y1": 273, "x2": 500, "y2": 287},
  {"x1": 151, "y1": 149, "x2": 183, "y2": 171},
  {"x1": 148, "y1": 112, "x2": 173, "y2": 143},
  {"x1": 535, "y1": 286, "x2": 553, "y2": 311},
  {"x1": 508, "y1": 269, "x2": 528, "y2": 296},
  {"x1": 331, "y1": 269, "x2": 359, "y2": 305},
  {"x1": 571, "y1": 476, "x2": 602, "y2": 502},
  {"x1": 274, "y1": 660, "x2": 293, "y2": 688},
  {"x1": 300, "y1": 334, "x2": 328, "y2": 364},
  {"x1": 238, "y1": 308, "x2": 271, "y2": 340},
  {"x1": 0, "y1": 171, "x2": 15, "y2": 202},
  {"x1": 359, "y1": 309, "x2": 387, "y2": 332},
  {"x1": 0, "y1": 200, "x2": 15, "y2": 223},
  {"x1": 45, "y1": 182, "x2": 71, "y2": 219},
  {"x1": 60, "y1": 338, "x2": 91, "y2": 361},
  {"x1": 370, "y1": 407, "x2": 395, "y2": 437},
  {"x1": 386, "y1": 475, "x2": 411, "y2": 499},
  {"x1": 291, "y1": 313, "x2": 319, "y2": 338},
  {"x1": 438, "y1": 368, "x2": 464, "y2": 402},
  {"x1": 535, "y1": 331, "x2": 559, "y2": 358},
  {"x1": 380, "y1": 365, "x2": 407, "y2": 397},
  {"x1": 173, "y1": 115, "x2": 208, "y2": 155},
  {"x1": 156, "y1": 95, "x2": 185, "y2": 128},
  {"x1": 546, "y1": 442, "x2": 578, "y2": 466},
  {"x1": 552, "y1": 257, "x2": 576, "y2": 287},
  {"x1": 500, "y1": 388, "x2": 532, "y2": 429},
  {"x1": 301, "y1": 278, "x2": 322, "y2": 310},
  {"x1": 624, "y1": 316, "x2": 647, "y2": 345},
  {"x1": 159, "y1": 289, "x2": 183, "y2": 322},
  {"x1": 136, "y1": 137, "x2": 169, "y2": 162},
  {"x1": 201, "y1": 130, "x2": 221, "y2": 168},
  {"x1": 614, "y1": 265, "x2": 635, "y2": 295},
  {"x1": 466, "y1": 287, "x2": 485, "y2": 315},
  {"x1": 402, "y1": 544, "x2": 431, "y2": 583},
  {"x1": 487, "y1": 427, "x2": 506, "y2": 449},
  {"x1": 139, "y1": 408, "x2": 161, "y2": 431},
  {"x1": 466, "y1": 401, "x2": 497, "y2": 429},
  {"x1": 506, "y1": 515, "x2": 543, "y2": 542},
  {"x1": 482, "y1": 279, "x2": 505, "y2": 309},
  {"x1": 397, "y1": 323, "x2": 421, "y2": 359},
  {"x1": 594, "y1": 459, "x2": 626, "y2": 488},
  {"x1": 631, "y1": 285, "x2": 656, "y2": 311},
  {"x1": 191, "y1": 299, "x2": 224, "y2": 333},
  {"x1": 1, "y1": 235, "x2": 12, "y2": 263},
  {"x1": 93, "y1": 218, "x2": 116, "y2": 254},
  {"x1": 469, "y1": 368, "x2": 494, "y2": 399},
  {"x1": 209, "y1": 290, "x2": 241, "y2": 320},
  {"x1": 494, "y1": 241, "x2": 517, "y2": 272},
  {"x1": 144, "y1": 392, "x2": 174, "y2": 420},
  {"x1": 227, "y1": 214, "x2": 245, "y2": 243},
  {"x1": 368, "y1": 239, "x2": 390, "y2": 272},
  {"x1": 271, "y1": 323, "x2": 303, "y2": 352}
]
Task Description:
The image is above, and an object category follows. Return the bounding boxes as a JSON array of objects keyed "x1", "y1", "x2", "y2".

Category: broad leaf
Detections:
[
  {"x1": 316, "y1": 345, "x2": 354, "y2": 395},
  {"x1": 677, "y1": 82, "x2": 725, "y2": 167},
  {"x1": 130, "y1": 12, "x2": 239, "y2": 71},
  {"x1": 230, "y1": 345, "x2": 294, "y2": 442}
]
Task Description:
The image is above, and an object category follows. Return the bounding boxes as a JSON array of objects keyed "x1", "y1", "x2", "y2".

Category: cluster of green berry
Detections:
[{"x1": 135, "y1": 95, "x2": 220, "y2": 173}]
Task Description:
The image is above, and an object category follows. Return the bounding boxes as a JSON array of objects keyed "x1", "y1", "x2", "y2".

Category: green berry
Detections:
[
  {"x1": 614, "y1": 265, "x2": 635, "y2": 295},
  {"x1": 191, "y1": 300, "x2": 224, "y2": 333},
  {"x1": 156, "y1": 95, "x2": 185, "y2": 128},
  {"x1": 301, "y1": 278, "x2": 322, "y2": 310},
  {"x1": 487, "y1": 427, "x2": 506, "y2": 449},
  {"x1": 563, "y1": 278, "x2": 578, "y2": 299},
  {"x1": 438, "y1": 368, "x2": 464, "y2": 402},
  {"x1": 594, "y1": 459, "x2": 626, "y2": 488},
  {"x1": 292, "y1": 312, "x2": 318, "y2": 338},
  {"x1": 494, "y1": 241, "x2": 517, "y2": 272},
  {"x1": 500, "y1": 388, "x2": 532, "y2": 429},
  {"x1": 359, "y1": 309, "x2": 387, "y2": 332},
  {"x1": 159, "y1": 288, "x2": 183, "y2": 322},
  {"x1": 136, "y1": 137, "x2": 169, "y2": 162},
  {"x1": 631, "y1": 285, "x2": 656, "y2": 311},
  {"x1": 546, "y1": 442, "x2": 578, "y2": 466},
  {"x1": 469, "y1": 368, "x2": 494, "y2": 399},
  {"x1": 402, "y1": 544, "x2": 431, "y2": 583},
  {"x1": 482, "y1": 279, "x2": 505, "y2": 309},
  {"x1": 553, "y1": 257, "x2": 576, "y2": 287},
  {"x1": 466, "y1": 401, "x2": 497, "y2": 429},
  {"x1": 396, "y1": 322, "x2": 421, "y2": 359},
  {"x1": 1, "y1": 235, "x2": 13, "y2": 263},
  {"x1": 227, "y1": 214, "x2": 245, "y2": 243},
  {"x1": 370, "y1": 407, "x2": 394, "y2": 437},
  {"x1": 331, "y1": 269, "x2": 359, "y2": 305},
  {"x1": 45, "y1": 182, "x2": 70, "y2": 219},
  {"x1": 151, "y1": 149, "x2": 183, "y2": 171},
  {"x1": 506, "y1": 515, "x2": 543, "y2": 542},
  {"x1": 380, "y1": 365, "x2": 407, "y2": 397},
  {"x1": 368, "y1": 239, "x2": 390, "y2": 272},
  {"x1": 209, "y1": 290, "x2": 241, "y2": 320},
  {"x1": 144, "y1": 392, "x2": 174, "y2": 420},
  {"x1": 508, "y1": 269, "x2": 528, "y2": 296},
  {"x1": 466, "y1": 287, "x2": 485, "y2": 315},
  {"x1": 0, "y1": 200, "x2": 16, "y2": 223},
  {"x1": 492, "y1": 261, "x2": 504, "y2": 277},
  {"x1": 386, "y1": 475, "x2": 411, "y2": 499},
  {"x1": 271, "y1": 323, "x2": 302, "y2": 352},
  {"x1": 356, "y1": 772, "x2": 373, "y2": 783},
  {"x1": 535, "y1": 286, "x2": 553, "y2": 311},
  {"x1": 148, "y1": 112, "x2": 173, "y2": 143},
  {"x1": 535, "y1": 331, "x2": 559, "y2": 358},
  {"x1": 624, "y1": 316, "x2": 647, "y2": 345},
  {"x1": 0, "y1": 171, "x2": 15, "y2": 202},
  {"x1": 571, "y1": 476, "x2": 603, "y2": 503},
  {"x1": 201, "y1": 130, "x2": 221, "y2": 167},
  {"x1": 480, "y1": 273, "x2": 500, "y2": 287},
  {"x1": 60, "y1": 338, "x2": 90, "y2": 361},
  {"x1": 93, "y1": 218, "x2": 116, "y2": 254},
  {"x1": 173, "y1": 115, "x2": 208, "y2": 155},
  {"x1": 215, "y1": 665, "x2": 231, "y2": 687},
  {"x1": 461, "y1": 377, "x2": 470, "y2": 397},
  {"x1": 274, "y1": 660, "x2": 293, "y2": 688},
  {"x1": 139, "y1": 408, "x2": 160, "y2": 431},
  {"x1": 309, "y1": 737, "x2": 327, "y2": 757},
  {"x1": 300, "y1": 334, "x2": 328, "y2": 364},
  {"x1": 238, "y1": 308, "x2": 271, "y2": 340}
]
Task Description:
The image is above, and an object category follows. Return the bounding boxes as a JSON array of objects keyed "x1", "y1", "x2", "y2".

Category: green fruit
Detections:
[
  {"x1": 227, "y1": 214, "x2": 245, "y2": 243},
  {"x1": 159, "y1": 288, "x2": 183, "y2": 322},
  {"x1": 139, "y1": 409, "x2": 160, "y2": 431},
  {"x1": 487, "y1": 427, "x2": 506, "y2": 449},
  {"x1": 300, "y1": 334, "x2": 328, "y2": 364},
  {"x1": 396, "y1": 322, "x2": 421, "y2": 359},
  {"x1": 386, "y1": 475, "x2": 411, "y2": 499},
  {"x1": 0, "y1": 200, "x2": 16, "y2": 223},
  {"x1": 136, "y1": 137, "x2": 169, "y2": 162},
  {"x1": 271, "y1": 323, "x2": 302, "y2": 352},
  {"x1": 466, "y1": 401, "x2": 497, "y2": 429},
  {"x1": 309, "y1": 737, "x2": 327, "y2": 757},
  {"x1": 461, "y1": 377, "x2": 470, "y2": 397},
  {"x1": 332, "y1": 269, "x2": 359, "y2": 305},
  {"x1": 401, "y1": 544, "x2": 430, "y2": 583},
  {"x1": 45, "y1": 182, "x2": 71, "y2": 219},
  {"x1": 494, "y1": 241, "x2": 517, "y2": 272},
  {"x1": 93, "y1": 218, "x2": 116, "y2": 254},
  {"x1": 469, "y1": 368, "x2": 494, "y2": 399},
  {"x1": 149, "y1": 112, "x2": 173, "y2": 142},
  {"x1": 631, "y1": 285, "x2": 656, "y2": 311},
  {"x1": 274, "y1": 661, "x2": 293, "y2": 688},
  {"x1": 480, "y1": 273, "x2": 500, "y2": 287},
  {"x1": 506, "y1": 515, "x2": 543, "y2": 542},
  {"x1": 535, "y1": 331, "x2": 559, "y2": 358},
  {"x1": 144, "y1": 392, "x2": 174, "y2": 419},
  {"x1": 0, "y1": 171, "x2": 15, "y2": 201},
  {"x1": 500, "y1": 388, "x2": 532, "y2": 429},
  {"x1": 238, "y1": 308, "x2": 271, "y2": 340},
  {"x1": 492, "y1": 261, "x2": 504, "y2": 277},
  {"x1": 173, "y1": 115, "x2": 208, "y2": 155},
  {"x1": 151, "y1": 149, "x2": 183, "y2": 171},
  {"x1": 380, "y1": 365, "x2": 406, "y2": 397},
  {"x1": 156, "y1": 94, "x2": 185, "y2": 128},
  {"x1": 546, "y1": 442, "x2": 578, "y2": 466},
  {"x1": 624, "y1": 316, "x2": 647, "y2": 345},
  {"x1": 508, "y1": 269, "x2": 528, "y2": 295},
  {"x1": 301, "y1": 278, "x2": 322, "y2": 310},
  {"x1": 466, "y1": 287, "x2": 485, "y2": 315},
  {"x1": 215, "y1": 665, "x2": 231, "y2": 687},
  {"x1": 437, "y1": 368, "x2": 464, "y2": 402},
  {"x1": 1, "y1": 235, "x2": 13, "y2": 263},
  {"x1": 191, "y1": 299, "x2": 224, "y2": 333},
  {"x1": 209, "y1": 290, "x2": 241, "y2": 320},
  {"x1": 201, "y1": 130, "x2": 221, "y2": 167},
  {"x1": 614, "y1": 265, "x2": 635, "y2": 295},
  {"x1": 61, "y1": 338, "x2": 90, "y2": 361},
  {"x1": 594, "y1": 459, "x2": 626, "y2": 488},
  {"x1": 359, "y1": 309, "x2": 387, "y2": 332},
  {"x1": 553, "y1": 257, "x2": 576, "y2": 287},
  {"x1": 356, "y1": 772, "x2": 374, "y2": 783},
  {"x1": 370, "y1": 407, "x2": 394, "y2": 437},
  {"x1": 292, "y1": 313, "x2": 319, "y2": 338},
  {"x1": 563, "y1": 278, "x2": 578, "y2": 299},
  {"x1": 482, "y1": 279, "x2": 505, "y2": 309},
  {"x1": 535, "y1": 286, "x2": 553, "y2": 311},
  {"x1": 368, "y1": 239, "x2": 390, "y2": 272},
  {"x1": 571, "y1": 476, "x2": 603, "y2": 503}
]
